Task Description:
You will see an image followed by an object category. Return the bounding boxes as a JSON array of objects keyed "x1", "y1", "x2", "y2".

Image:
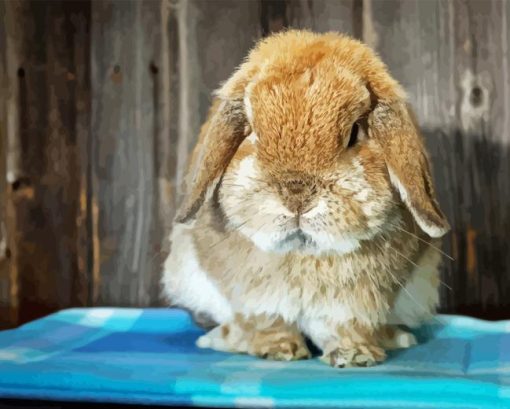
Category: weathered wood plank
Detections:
[
  {"x1": 0, "y1": 0, "x2": 509, "y2": 322},
  {"x1": 261, "y1": 0, "x2": 358, "y2": 37},
  {"x1": 73, "y1": 1, "x2": 93, "y2": 309},
  {"x1": 173, "y1": 0, "x2": 261, "y2": 195},
  {"x1": 143, "y1": 0, "x2": 173, "y2": 306},
  {"x1": 366, "y1": 0, "x2": 510, "y2": 318},
  {"x1": 152, "y1": 0, "x2": 180, "y2": 291},
  {"x1": 365, "y1": 0, "x2": 457, "y2": 310},
  {"x1": 0, "y1": 0, "x2": 17, "y2": 328},
  {"x1": 0, "y1": 0, "x2": 23, "y2": 329},
  {"x1": 286, "y1": 0, "x2": 358, "y2": 36},
  {"x1": 2, "y1": 0, "x2": 91, "y2": 323},
  {"x1": 365, "y1": 0, "x2": 457, "y2": 127},
  {"x1": 162, "y1": 0, "x2": 262, "y2": 301},
  {"x1": 261, "y1": 0, "x2": 288, "y2": 36},
  {"x1": 159, "y1": 0, "x2": 262, "y2": 304},
  {"x1": 450, "y1": 0, "x2": 510, "y2": 318},
  {"x1": 90, "y1": 0, "x2": 261, "y2": 307},
  {"x1": 90, "y1": 0, "x2": 161, "y2": 306}
]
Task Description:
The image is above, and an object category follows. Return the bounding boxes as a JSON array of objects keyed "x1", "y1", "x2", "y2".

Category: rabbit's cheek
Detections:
[
  {"x1": 328, "y1": 157, "x2": 395, "y2": 235},
  {"x1": 246, "y1": 131, "x2": 258, "y2": 144},
  {"x1": 233, "y1": 155, "x2": 257, "y2": 189}
]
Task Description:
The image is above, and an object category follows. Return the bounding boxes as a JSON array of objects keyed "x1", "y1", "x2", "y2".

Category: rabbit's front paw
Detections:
[
  {"x1": 321, "y1": 344, "x2": 386, "y2": 368},
  {"x1": 251, "y1": 332, "x2": 311, "y2": 361},
  {"x1": 378, "y1": 326, "x2": 417, "y2": 350},
  {"x1": 196, "y1": 323, "x2": 249, "y2": 353},
  {"x1": 196, "y1": 315, "x2": 311, "y2": 361}
]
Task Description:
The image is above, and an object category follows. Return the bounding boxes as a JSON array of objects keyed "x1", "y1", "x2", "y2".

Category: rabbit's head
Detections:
[{"x1": 176, "y1": 30, "x2": 449, "y2": 255}]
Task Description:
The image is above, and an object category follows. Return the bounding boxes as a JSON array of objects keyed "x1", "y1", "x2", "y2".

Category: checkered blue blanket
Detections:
[{"x1": 0, "y1": 308, "x2": 509, "y2": 408}]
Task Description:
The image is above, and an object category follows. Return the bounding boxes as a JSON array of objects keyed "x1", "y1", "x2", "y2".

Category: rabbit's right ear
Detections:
[
  {"x1": 175, "y1": 55, "x2": 260, "y2": 224},
  {"x1": 175, "y1": 97, "x2": 247, "y2": 224}
]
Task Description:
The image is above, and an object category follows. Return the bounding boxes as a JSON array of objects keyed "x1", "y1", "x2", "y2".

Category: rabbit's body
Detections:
[
  {"x1": 164, "y1": 202, "x2": 441, "y2": 329},
  {"x1": 163, "y1": 192, "x2": 441, "y2": 364},
  {"x1": 162, "y1": 30, "x2": 449, "y2": 367}
]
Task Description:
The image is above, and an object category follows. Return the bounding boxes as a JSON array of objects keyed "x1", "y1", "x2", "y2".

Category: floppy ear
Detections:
[
  {"x1": 368, "y1": 101, "x2": 450, "y2": 238},
  {"x1": 175, "y1": 97, "x2": 247, "y2": 224}
]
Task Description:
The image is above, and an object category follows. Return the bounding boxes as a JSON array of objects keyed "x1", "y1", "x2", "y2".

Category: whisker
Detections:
[
  {"x1": 150, "y1": 249, "x2": 168, "y2": 264},
  {"x1": 247, "y1": 221, "x2": 269, "y2": 240},
  {"x1": 437, "y1": 280, "x2": 453, "y2": 291},
  {"x1": 395, "y1": 225, "x2": 454, "y2": 261},
  {"x1": 376, "y1": 243, "x2": 446, "y2": 326},
  {"x1": 207, "y1": 218, "x2": 252, "y2": 250},
  {"x1": 382, "y1": 241, "x2": 452, "y2": 292},
  {"x1": 218, "y1": 268, "x2": 234, "y2": 285},
  {"x1": 376, "y1": 244, "x2": 445, "y2": 325},
  {"x1": 391, "y1": 272, "x2": 446, "y2": 326},
  {"x1": 208, "y1": 234, "x2": 231, "y2": 250},
  {"x1": 221, "y1": 183, "x2": 246, "y2": 188},
  {"x1": 207, "y1": 207, "x2": 274, "y2": 250},
  {"x1": 389, "y1": 245, "x2": 420, "y2": 269}
]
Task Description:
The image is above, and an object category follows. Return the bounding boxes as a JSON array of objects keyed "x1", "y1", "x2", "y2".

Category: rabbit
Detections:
[{"x1": 161, "y1": 29, "x2": 450, "y2": 368}]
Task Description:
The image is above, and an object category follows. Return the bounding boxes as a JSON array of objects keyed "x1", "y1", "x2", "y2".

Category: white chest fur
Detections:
[
  {"x1": 161, "y1": 224, "x2": 233, "y2": 324},
  {"x1": 163, "y1": 223, "x2": 440, "y2": 334}
]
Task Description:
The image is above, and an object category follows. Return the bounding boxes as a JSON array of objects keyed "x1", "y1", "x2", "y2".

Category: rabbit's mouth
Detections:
[{"x1": 277, "y1": 229, "x2": 316, "y2": 252}]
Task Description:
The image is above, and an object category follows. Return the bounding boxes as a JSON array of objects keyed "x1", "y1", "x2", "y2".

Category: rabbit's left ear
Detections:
[{"x1": 369, "y1": 101, "x2": 450, "y2": 238}]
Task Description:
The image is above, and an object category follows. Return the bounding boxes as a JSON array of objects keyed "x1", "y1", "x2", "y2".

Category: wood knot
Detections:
[
  {"x1": 10, "y1": 177, "x2": 34, "y2": 200},
  {"x1": 460, "y1": 69, "x2": 491, "y2": 133},
  {"x1": 111, "y1": 65, "x2": 122, "y2": 84},
  {"x1": 11, "y1": 176, "x2": 31, "y2": 192},
  {"x1": 470, "y1": 86, "x2": 483, "y2": 107},
  {"x1": 149, "y1": 62, "x2": 159, "y2": 75}
]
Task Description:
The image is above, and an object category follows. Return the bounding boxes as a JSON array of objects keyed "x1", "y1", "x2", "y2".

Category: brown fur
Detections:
[
  {"x1": 176, "y1": 30, "x2": 448, "y2": 237},
  {"x1": 165, "y1": 30, "x2": 450, "y2": 367}
]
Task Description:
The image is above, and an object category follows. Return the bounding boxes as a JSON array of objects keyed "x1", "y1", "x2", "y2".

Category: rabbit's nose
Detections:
[
  {"x1": 279, "y1": 180, "x2": 316, "y2": 214},
  {"x1": 285, "y1": 180, "x2": 306, "y2": 194}
]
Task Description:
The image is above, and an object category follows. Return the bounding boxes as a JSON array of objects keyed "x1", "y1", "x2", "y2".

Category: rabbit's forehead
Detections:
[
  {"x1": 251, "y1": 66, "x2": 366, "y2": 104},
  {"x1": 244, "y1": 67, "x2": 370, "y2": 172},
  {"x1": 247, "y1": 67, "x2": 369, "y2": 136}
]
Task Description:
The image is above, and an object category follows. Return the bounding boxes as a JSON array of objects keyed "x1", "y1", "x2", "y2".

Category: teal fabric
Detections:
[{"x1": 0, "y1": 308, "x2": 509, "y2": 408}]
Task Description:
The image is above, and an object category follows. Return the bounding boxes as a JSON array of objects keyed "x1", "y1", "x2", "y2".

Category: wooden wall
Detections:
[{"x1": 0, "y1": 0, "x2": 509, "y2": 328}]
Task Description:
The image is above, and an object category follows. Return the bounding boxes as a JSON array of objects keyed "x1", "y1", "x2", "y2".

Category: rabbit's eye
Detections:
[{"x1": 347, "y1": 123, "x2": 359, "y2": 148}]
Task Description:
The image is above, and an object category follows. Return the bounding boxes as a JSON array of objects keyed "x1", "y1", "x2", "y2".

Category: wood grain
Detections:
[
  {"x1": 1, "y1": 0, "x2": 509, "y2": 324},
  {"x1": 450, "y1": 0, "x2": 510, "y2": 318},
  {"x1": 90, "y1": 0, "x2": 161, "y2": 306},
  {"x1": 0, "y1": 0, "x2": 16, "y2": 328},
  {"x1": 365, "y1": 0, "x2": 510, "y2": 318},
  {"x1": 88, "y1": 0, "x2": 261, "y2": 307},
  {"x1": 365, "y1": 0, "x2": 457, "y2": 310},
  {"x1": 1, "y1": 0, "x2": 91, "y2": 324},
  {"x1": 261, "y1": 0, "x2": 358, "y2": 37},
  {"x1": 286, "y1": 0, "x2": 357, "y2": 36},
  {"x1": 173, "y1": 0, "x2": 261, "y2": 194}
]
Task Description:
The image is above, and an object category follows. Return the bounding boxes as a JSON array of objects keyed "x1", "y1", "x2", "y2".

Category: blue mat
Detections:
[{"x1": 0, "y1": 308, "x2": 509, "y2": 408}]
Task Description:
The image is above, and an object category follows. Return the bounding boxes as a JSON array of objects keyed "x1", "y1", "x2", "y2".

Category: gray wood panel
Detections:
[
  {"x1": 90, "y1": 0, "x2": 261, "y2": 306},
  {"x1": 366, "y1": 0, "x2": 510, "y2": 317},
  {"x1": 366, "y1": 0, "x2": 457, "y2": 310},
  {"x1": 1, "y1": 0, "x2": 509, "y2": 325},
  {"x1": 0, "y1": 0, "x2": 91, "y2": 325},
  {"x1": 286, "y1": 0, "x2": 357, "y2": 36},
  {"x1": 90, "y1": 0, "x2": 162, "y2": 306},
  {"x1": 450, "y1": 0, "x2": 510, "y2": 317},
  {"x1": 173, "y1": 0, "x2": 261, "y2": 196},
  {"x1": 0, "y1": 0, "x2": 15, "y2": 327}
]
